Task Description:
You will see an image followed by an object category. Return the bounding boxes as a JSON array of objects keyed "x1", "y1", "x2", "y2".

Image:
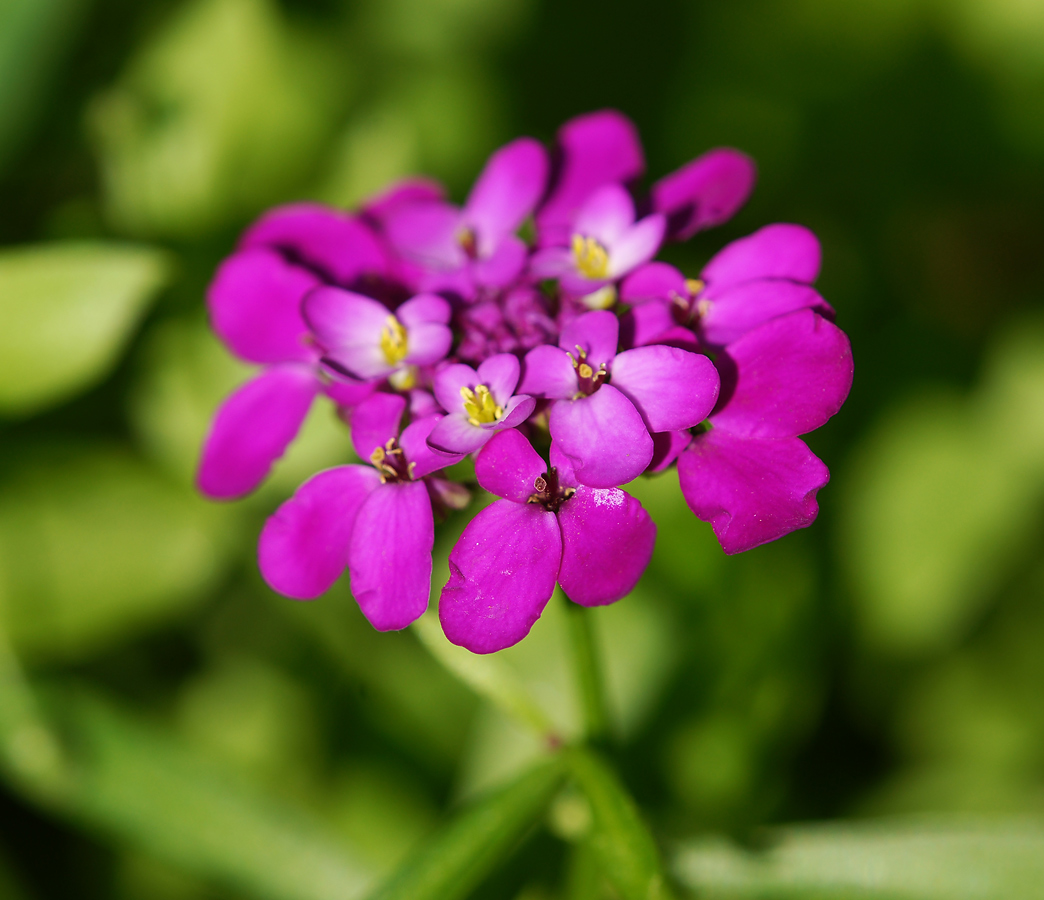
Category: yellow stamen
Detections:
[
  {"x1": 389, "y1": 365, "x2": 417, "y2": 391},
  {"x1": 380, "y1": 316, "x2": 408, "y2": 366},
  {"x1": 577, "y1": 363, "x2": 594, "y2": 379},
  {"x1": 457, "y1": 227, "x2": 478, "y2": 258},
  {"x1": 370, "y1": 447, "x2": 385, "y2": 465},
  {"x1": 685, "y1": 278, "x2": 705, "y2": 296},
  {"x1": 460, "y1": 384, "x2": 503, "y2": 426},
  {"x1": 571, "y1": 234, "x2": 610, "y2": 279}
]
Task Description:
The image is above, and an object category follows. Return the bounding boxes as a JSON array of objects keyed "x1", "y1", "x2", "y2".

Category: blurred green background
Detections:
[{"x1": 1, "y1": 0, "x2": 1044, "y2": 897}]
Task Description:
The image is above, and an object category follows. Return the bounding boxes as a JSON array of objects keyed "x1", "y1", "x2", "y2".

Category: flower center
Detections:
[
  {"x1": 672, "y1": 278, "x2": 707, "y2": 325},
  {"x1": 571, "y1": 234, "x2": 610, "y2": 279},
  {"x1": 527, "y1": 467, "x2": 575, "y2": 512},
  {"x1": 460, "y1": 384, "x2": 503, "y2": 426},
  {"x1": 457, "y1": 226, "x2": 479, "y2": 260},
  {"x1": 568, "y1": 346, "x2": 609, "y2": 397},
  {"x1": 369, "y1": 438, "x2": 415, "y2": 483},
  {"x1": 380, "y1": 316, "x2": 408, "y2": 366}
]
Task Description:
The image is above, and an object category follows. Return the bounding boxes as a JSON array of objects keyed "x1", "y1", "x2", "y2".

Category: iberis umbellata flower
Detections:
[{"x1": 197, "y1": 108, "x2": 851, "y2": 653}]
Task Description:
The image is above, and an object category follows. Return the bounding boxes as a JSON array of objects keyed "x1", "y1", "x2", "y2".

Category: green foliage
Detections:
[
  {"x1": 0, "y1": 0, "x2": 86, "y2": 174},
  {"x1": 363, "y1": 757, "x2": 565, "y2": 900},
  {"x1": 0, "y1": 242, "x2": 170, "y2": 415},
  {"x1": 89, "y1": 0, "x2": 350, "y2": 237},
  {"x1": 844, "y1": 321, "x2": 1044, "y2": 654},
  {"x1": 0, "y1": 449, "x2": 232, "y2": 662},
  {"x1": 674, "y1": 818, "x2": 1044, "y2": 899},
  {"x1": 567, "y1": 748, "x2": 668, "y2": 900},
  {"x1": 51, "y1": 689, "x2": 374, "y2": 900}
]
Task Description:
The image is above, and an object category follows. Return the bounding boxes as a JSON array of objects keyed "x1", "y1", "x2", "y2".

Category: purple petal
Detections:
[
  {"x1": 471, "y1": 235, "x2": 528, "y2": 288},
  {"x1": 497, "y1": 394, "x2": 536, "y2": 428},
  {"x1": 711, "y1": 310, "x2": 854, "y2": 439},
  {"x1": 518, "y1": 345, "x2": 578, "y2": 399},
  {"x1": 258, "y1": 465, "x2": 380, "y2": 599},
  {"x1": 620, "y1": 261, "x2": 688, "y2": 304},
  {"x1": 349, "y1": 481, "x2": 433, "y2": 630},
  {"x1": 529, "y1": 246, "x2": 574, "y2": 280},
  {"x1": 648, "y1": 430, "x2": 693, "y2": 473},
  {"x1": 303, "y1": 287, "x2": 392, "y2": 378},
  {"x1": 573, "y1": 184, "x2": 635, "y2": 246},
  {"x1": 559, "y1": 310, "x2": 619, "y2": 368},
  {"x1": 476, "y1": 353, "x2": 521, "y2": 404},
  {"x1": 700, "y1": 280, "x2": 834, "y2": 347},
  {"x1": 701, "y1": 224, "x2": 821, "y2": 294},
  {"x1": 239, "y1": 203, "x2": 389, "y2": 285},
  {"x1": 323, "y1": 375, "x2": 377, "y2": 408},
  {"x1": 408, "y1": 390, "x2": 439, "y2": 418},
  {"x1": 652, "y1": 148, "x2": 757, "y2": 241},
  {"x1": 474, "y1": 428, "x2": 546, "y2": 502},
  {"x1": 351, "y1": 392, "x2": 407, "y2": 459},
  {"x1": 427, "y1": 414, "x2": 489, "y2": 455},
  {"x1": 207, "y1": 248, "x2": 318, "y2": 365},
  {"x1": 397, "y1": 292, "x2": 452, "y2": 327},
  {"x1": 610, "y1": 345, "x2": 720, "y2": 432},
  {"x1": 400, "y1": 415, "x2": 464, "y2": 479},
  {"x1": 537, "y1": 110, "x2": 645, "y2": 247},
  {"x1": 440, "y1": 500, "x2": 562, "y2": 653},
  {"x1": 549, "y1": 441, "x2": 578, "y2": 488},
  {"x1": 381, "y1": 202, "x2": 463, "y2": 271},
  {"x1": 557, "y1": 486, "x2": 656, "y2": 606},
  {"x1": 197, "y1": 365, "x2": 317, "y2": 499},
  {"x1": 362, "y1": 178, "x2": 446, "y2": 225},
  {"x1": 607, "y1": 214, "x2": 666, "y2": 278},
  {"x1": 433, "y1": 363, "x2": 480, "y2": 415},
  {"x1": 619, "y1": 300, "x2": 699, "y2": 352},
  {"x1": 404, "y1": 323, "x2": 453, "y2": 367},
  {"x1": 549, "y1": 386, "x2": 653, "y2": 488},
  {"x1": 465, "y1": 137, "x2": 549, "y2": 248},
  {"x1": 678, "y1": 431, "x2": 829, "y2": 554}
]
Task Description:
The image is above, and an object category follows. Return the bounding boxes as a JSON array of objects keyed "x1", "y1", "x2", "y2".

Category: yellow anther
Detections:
[
  {"x1": 370, "y1": 447, "x2": 385, "y2": 465},
  {"x1": 457, "y1": 226, "x2": 478, "y2": 258},
  {"x1": 571, "y1": 234, "x2": 610, "y2": 279},
  {"x1": 695, "y1": 298, "x2": 712, "y2": 319},
  {"x1": 389, "y1": 365, "x2": 417, "y2": 391},
  {"x1": 578, "y1": 363, "x2": 594, "y2": 379},
  {"x1": 380, "y1": 316, "x2": 408, "y2": 366},
  {"x1": 685, "y1": 278, "x2": 705, "y2": 296},
  {"x1": 460, "y1": 384, "x2": 503, "y2": 426}
]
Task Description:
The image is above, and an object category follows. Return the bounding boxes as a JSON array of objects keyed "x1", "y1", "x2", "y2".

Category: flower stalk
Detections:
[{"x1": 564, "y1": 598, "x2": 610, "y2": 744}]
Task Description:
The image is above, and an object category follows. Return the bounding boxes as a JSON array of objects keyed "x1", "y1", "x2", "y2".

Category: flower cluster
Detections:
[{"x1": 198, "y1": 110, "x2": 853, "y2": 654}]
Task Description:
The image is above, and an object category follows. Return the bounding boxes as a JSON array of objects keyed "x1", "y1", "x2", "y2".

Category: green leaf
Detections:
[
  {"x1": 412, "y1": 610, "x2": 558, "y2": 741},
  {"x1": 88, "y1": 0, "x2": 350, "y2": 237},
  {"x1": 673, "y1": 817, "x2": 1044, "y2": 899},
  {"x1": 843, "y1": 320, "x2": 1044, "y2": 655},
  {"x1": 0, "y1": 242, "x2": 170, "y2": 416},
  {"x1": 51, "y1": 688, "x2": 374, "y2": 900},
  {"x1": 364, "y1": 756, "x2": 565, "y2": 900},
  {"x1": 0, "y1": 0, "x2": 87, "y2": 173},
  {"x1": 567, "y1": 748, "x2": 669, "y2": 900},
  {"x1": 0, "y1": 449, "x2": 233, "y2": 662}
]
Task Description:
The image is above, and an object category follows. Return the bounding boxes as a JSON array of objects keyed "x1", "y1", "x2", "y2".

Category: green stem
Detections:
[{"x1": 564, "y1": 599, "x2": 610, "y2": 744}]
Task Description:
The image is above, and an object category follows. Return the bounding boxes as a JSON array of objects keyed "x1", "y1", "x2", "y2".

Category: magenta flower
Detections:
[
  {"x1": 258, "y1": 392, "x2": 463, "y2": 630},
  {"x1": 455, "y1": 285, "x2": 557, "y2": 365},
  {"x1": 678, "y1": 308, "x2": 853, "y2": 554},
  {"x1": 621, "y1": 224, "x2": 833, "y2": 350},
  {"x1": 303, "y1": 287, "x2": 453, "y2": 387},
  {"x1": 531, "y1": 184, "x2": 665, "y2": 300},
  {"x1": 519, "y1": 310, "x2": 719, "y2": 488},
  {"x1": 198, "y1": 204, "x2": 392, "y2": 500},
  {"x1": 440, "y1": 429, "x2": 656, "y2": 654},
  {"x1": 650, "y1": 147, "x2": 757, "y2": 242},
  {"x1": 427, "y1": 354, "x2": 536, "y2": 454},
  {"x1": 379, "y1": 138, "x2": 548, "y2": 297},
  {"x1": 536, "y1": 110, "x2": 645, "y2": 249}
]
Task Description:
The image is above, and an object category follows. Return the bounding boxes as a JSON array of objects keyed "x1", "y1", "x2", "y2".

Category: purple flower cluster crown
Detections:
[{"x1": 197, "y1": 110, "x2": 853, "y2": 654}]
